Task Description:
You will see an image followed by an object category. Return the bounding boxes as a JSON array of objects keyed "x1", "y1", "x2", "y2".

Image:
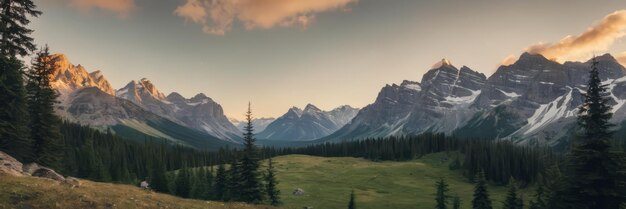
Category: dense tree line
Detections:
[
  {"x1": 268, "y1": 134, "x2": 556, "y2": 185},
  {"x1": 59, "y1": 121, "x2": 233, "y2": 183}
]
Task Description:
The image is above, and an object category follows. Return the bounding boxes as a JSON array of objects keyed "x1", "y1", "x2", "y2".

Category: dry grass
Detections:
[{"x1": 0, "y1": 174, "x2": 275, "y2": 209}]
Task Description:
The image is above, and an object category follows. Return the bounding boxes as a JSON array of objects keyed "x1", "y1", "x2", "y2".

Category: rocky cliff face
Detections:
[
  {"x1": 49, "y1": 54, "x2": 241, "y2": 144},
  {"x1": 321, "y1": 54, "x2": 626, "y2": 147},
  {"x1": 165, "y1": 92, "x2": 242, "y2": 142},
  {"x1": 50, "y1": 54, "x2": 115, "y2": 102},
  {"x1": 325, "y1": 59, "x2": 487, "y2": 140}
]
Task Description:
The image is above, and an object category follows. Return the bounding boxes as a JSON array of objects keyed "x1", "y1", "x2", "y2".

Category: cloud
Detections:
[
  {"x1": 502, "y1": 10, "x2": 626, "y2": 65},
  {"x1": 499, "y1": 54, "x2": 517, "y2": 66},
  {"x1": 617, "y1": 52, "x2": 626, "y2": 67},
  {"x1": 174, "y1": 0, "x2": 357, "y2": 35},
  {"x1": 56, "y1": 0, "x2": 137, "y2": 18}
]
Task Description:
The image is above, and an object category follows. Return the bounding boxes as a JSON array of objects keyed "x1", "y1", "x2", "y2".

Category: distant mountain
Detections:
[
  {"x1": 230, "y1": 117, "x2": 276, "y2": 134},
  {"x1": 319, "y1": 54, "x2": 626, "y2": 148},
  {"x1": 50, "y1": 54, "x2": 238, "y2": 149},
  {"x1": 258, "y1": 104, "x2": 359, "y2": 141},
  {"x1": 324, "y1": 59, "x2": 486, "y2": 140},
  {"x1": 116, "y1": 79, "x2": 241, "y2": 142}
]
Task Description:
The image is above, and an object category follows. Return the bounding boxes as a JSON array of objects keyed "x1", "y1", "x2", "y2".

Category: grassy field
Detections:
[
  {"x1": 0, "y1": 174, "x2": 274, "y2": 209},
  {"x1": 271, "y1": 152, "x2": 532, "y2": 209}
]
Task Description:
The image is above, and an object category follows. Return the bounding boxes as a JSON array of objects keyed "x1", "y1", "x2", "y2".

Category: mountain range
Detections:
[
  {"x1": 320, "y1": 53, "x2": 626, "y2": 148},
  {"x1": 230, "y1": 117, "x2": 276, "y2": 134},
  {"x1": 49, "y1": 52, "x2": 626, "y2": 149},
  {"x1": 257, "y1": 104, "x2": 359, "y2": 141},
  {"x1": 50, "y1": 54, "x2": 239, "y2": 149}
]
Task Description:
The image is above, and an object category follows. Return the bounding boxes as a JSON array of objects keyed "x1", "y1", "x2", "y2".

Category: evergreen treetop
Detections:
[
  {"x1": 472, "y1": 171, "x2": 492, "y2": 209},
  {"x1": 435, "y1": 178, "x2": 450, "y2": 209},
  {"x1": 0, "y1": 0, "x2": 42, "y2": 57}
]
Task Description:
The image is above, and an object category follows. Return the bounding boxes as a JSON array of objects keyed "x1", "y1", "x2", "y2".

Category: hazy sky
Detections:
[{"x1": 31, "y1": 0, "x2": 626, "y2": 120}]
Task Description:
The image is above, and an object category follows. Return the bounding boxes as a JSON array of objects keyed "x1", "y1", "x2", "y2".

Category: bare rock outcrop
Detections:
[{"x1": 0, "y1": 151, "x2": 25, "y2": 176}]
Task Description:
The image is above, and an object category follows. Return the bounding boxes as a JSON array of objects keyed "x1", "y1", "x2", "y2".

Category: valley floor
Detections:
[
  {"x1": 0, "y1": 174, "x2": 274, "y2": 209},
  {"x1": 273, "y1": 153, "x2": 531, "y2": 209}
]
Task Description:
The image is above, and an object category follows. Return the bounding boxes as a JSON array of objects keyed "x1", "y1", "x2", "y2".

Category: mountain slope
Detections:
[
  {"x1": 116, "y1": 80, "x2": 242, "y2": 142},
  {"x1": 258, "y1": 104, "x2": 359, "y2": 141},
  {"x1": 0, "y1": 174, "x2": 273, "y2": 209},
  {"x1": 50, "y1": 54, "x2": 236, "y2": 149},
  {"x1": 323, "y1": 60, "x2": 486, "y2": 141},
  {"x1": 319, "y1": 54, "x2": 626, "y2": 147}
]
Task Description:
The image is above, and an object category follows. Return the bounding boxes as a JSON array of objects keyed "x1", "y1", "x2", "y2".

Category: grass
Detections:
[
  {"x1": 271, "y1": 152, "x2": 532, "y2": 209},
  {"x1": 1, "y1": 152, "x2": 531, "y2": 209},
  {"x1": 0, "y1": 173, "x2": 274, "y2": 209}
]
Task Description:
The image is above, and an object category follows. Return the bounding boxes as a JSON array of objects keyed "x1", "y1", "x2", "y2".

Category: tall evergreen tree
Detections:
[
  {"x1": 0, "y1": 0, "x2": 41, "y2": 163},
  {"x1": 472, "y1": 171, "x2": 492, "y2": 209},
  {"x1": 452, "y1": 195, "x2": 461, "y2": 209},
  {"x1": 226, "y1": 159, "x2": 241, "y2": 201},
  {"x1": 151, "y1": 157, "x2": 169, "y2": 193},
  {"x1": 237, "y1": 103, "x2": 263, "y2": 203},
  {"x1": 557, "y1": 57, "x2": 626, "y2": 209},
  {"x1": 0, "y1": 56, "x2": 31, "y2": 161},
  {"x1": 0, "y1": 0, "x2": 41, "y2": 57},
  {"x1": 502, "y1": 179, "x2": 521, "y2": 209},
  {"x1": 435, "y1": 178, "x2": 450, "y2": 209},
  {"x1": 348, "y1": 190, "x2": 356, "y2": 209},
  {"x1": 175, "y1": 166, "x2": 191, "y2": 198},
  {"x1": 214, "y1": 163, "x2": 227, "y2": 201},
  {"x1": 528, "y1": 185, "x2": 546, "y2": 209},
  {"x1": 265, "y1": 158, "x2": 281, "y2": 206},
  {"x1": 203, "y1": 167, "x2": 214, "y2": 200},
  {"x1": 26, "y1": 45, "x2": 62, "y2": 169}
]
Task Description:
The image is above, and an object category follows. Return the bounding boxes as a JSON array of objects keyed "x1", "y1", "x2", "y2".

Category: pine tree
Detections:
[
  {"x1": 214, "y1": 163, "x2": 227, "y2": 201},
  {"x1": 226, "y1": 159, "x2": 241, "y2": 201},
  {"x1": 26, "y1": 45, "x2": 62, "y2": 169},
  {"x1": 0, "y1": 56, "x2": 31, "y2": 162},
  {"x1": 502, "y1": 179, "x2": 521, "y2": 209},
  {"x1": 0, "y1": 0, "x2": 41, "y2": 164},
  {"x1": 237, "y1": 103, "x2": 263, "y2": 203},
  {"x1": 452, "y1": 195, "x2": 461, "y2": 209},
  {"x1": 175, "y1": 166, "x2": 191, "y2": 198},
  {"x1": 472, "y1": 171, "x2": 492, "y2": 209},
  {"x1": 348, "y1": 190, "x2": 356, "y2": 209},
  {"x1": 151, "y1": 157, "x2": 169, "y2": 193},
  {"x1": 0, "y1": 0, "x2": 41, "y2": 57},
  {"x1": 435, "y1": 178, "x2": 450, "y2": 209},
  {"x1": 265, "y1": 158, "x2": 281, "y2": 206},
  {"x1": 557, "y1": 57, "x2": 626, "y2": 209},
  {"x1": 204, "y1": 167, "x2": 214, "y2": 200},
  {"x1": 528, "y1": 185, "x2": 546, "y2": 209}
]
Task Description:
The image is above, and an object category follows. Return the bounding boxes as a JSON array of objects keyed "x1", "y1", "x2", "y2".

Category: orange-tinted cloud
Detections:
[
  {"x1": 502, "y1": 10, "x2": 626, "y2": 65},
  {"x1": 499, "y1": 54, "x2": 517, "y2": 66},
  {"x1": 56, "y1": 0, "x2": 137, "y2": 18},
  {"x1": 527, "y1": 10, "x2": 626, "y2": 62},
  {"x1": 174, "y1": 0, "x2": 357, "y2": 35}
]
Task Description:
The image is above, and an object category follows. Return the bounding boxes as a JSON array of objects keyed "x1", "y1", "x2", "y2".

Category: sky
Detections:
[{"x1": 31, "y1": 0, "x2": 626, "y2": 120}]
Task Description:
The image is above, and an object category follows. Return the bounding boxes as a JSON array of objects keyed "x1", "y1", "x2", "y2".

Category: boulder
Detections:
[
  {"x1": 22, "y1": 162, "x2": 42, "y2": 175},
  {"x1": 0, "y1": 151, "x2": 25, "y2": 176},
  {"x1": 293, "y1": 188, "x2": 305, "y2": 196},
  {"x1": 32, "y1": 167, "x2": 65, "y2": 182},
  {"x1": 64, "y1": 177, "x2": 81, "y2": 188}
]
